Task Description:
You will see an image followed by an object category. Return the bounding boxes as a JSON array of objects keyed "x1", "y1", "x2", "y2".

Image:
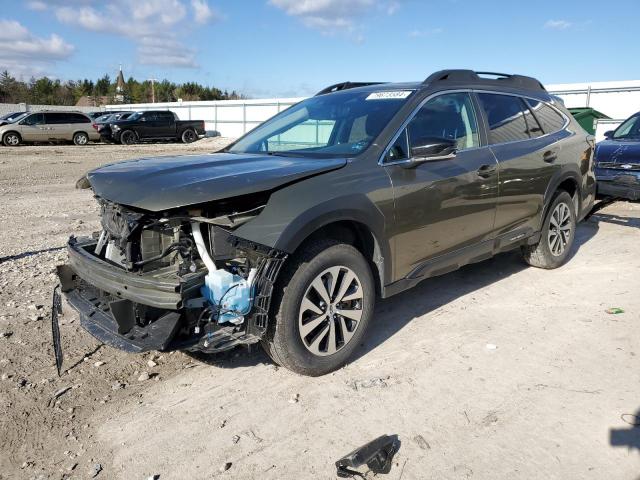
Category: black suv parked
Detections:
[{"x1": 55, "y1": 70, "x2": 595, "y2": 376}]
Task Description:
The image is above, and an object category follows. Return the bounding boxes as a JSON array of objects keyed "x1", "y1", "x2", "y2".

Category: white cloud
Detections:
[
  {"x1": 138, "y1": 37, "x2": 198, "y2": 68},
  {"x1": 31, "y1": 0, "x2": 219, "y2": 69},
  {"x1": 269, "y1": 0, "x2": 374, "y2": 31},
  {"x1": 386, "y1": 1, "x2": 400, "y2": 15},
  {"x1": 0, "y1": 20, "x2": 74, "y2": 77},
  {"x1": 544, "y1": 19, "x2": 572, "y2": 30},
  {"x1": 269, "y1": 0, "x2": 399, "y2": 34},
  {"x1": 191, "y1": 0, "x2": 218, "y2": 24}
]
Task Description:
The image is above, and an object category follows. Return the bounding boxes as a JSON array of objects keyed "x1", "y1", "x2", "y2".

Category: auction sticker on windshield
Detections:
[{"x1": 366, "y1": 91, "x2": 413, "y2": 100}]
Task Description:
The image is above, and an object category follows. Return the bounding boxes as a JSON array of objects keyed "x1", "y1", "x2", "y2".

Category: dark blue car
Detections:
[{"x1": 595, "y1": 112, "x2": 640, "y2": 200}]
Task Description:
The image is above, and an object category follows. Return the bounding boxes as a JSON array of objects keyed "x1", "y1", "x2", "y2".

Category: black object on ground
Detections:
[
  {"x1": 336, "y1": 434, "x2": 400, "y2": 478},
  {"x1": 51, "y1": 284, "x2": 64, "y2": 376}
]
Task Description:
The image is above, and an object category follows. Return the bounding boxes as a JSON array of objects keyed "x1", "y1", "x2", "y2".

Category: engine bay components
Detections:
[{"x1": 55, "y1": 197, "x2": 288, "y2": 356}]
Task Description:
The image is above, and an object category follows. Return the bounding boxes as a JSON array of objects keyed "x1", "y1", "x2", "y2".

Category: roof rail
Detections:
[
  {"x1": 423, "y1": 69, "x2": 546, "y2": 91},
  {"x1": 315, "y1": 82, "x2": 386, "y2": 96}
]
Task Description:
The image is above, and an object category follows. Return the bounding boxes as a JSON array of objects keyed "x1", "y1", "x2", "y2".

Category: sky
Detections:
[{"x1": 0, "y1": 0, "x2": 638, "y2": 98}]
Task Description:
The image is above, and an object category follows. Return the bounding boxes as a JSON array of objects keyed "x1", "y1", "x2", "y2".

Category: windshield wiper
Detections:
[{"x1": 264, "y1": 151, "x2": 302, "y2": 157}]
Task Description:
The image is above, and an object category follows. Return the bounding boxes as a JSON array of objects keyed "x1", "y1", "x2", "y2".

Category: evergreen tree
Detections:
[{"x1": 0, "y1": 71, "x2": 245, "y2": 105}]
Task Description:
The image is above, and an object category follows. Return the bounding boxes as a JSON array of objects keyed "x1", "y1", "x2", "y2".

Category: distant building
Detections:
[{"x1": 114, "y1": 65, "x2": 126, "y2": 103}]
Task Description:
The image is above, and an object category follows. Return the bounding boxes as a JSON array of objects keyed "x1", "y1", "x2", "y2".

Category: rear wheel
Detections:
[
  {"x1": 73, "y1": 132, "x2": 89, "y2": 145},
  {"x1": 120, "y1": 130, "x2": 136, "y2": 145},
  {"x1": 262, "y1": 240, "x2": 374, "y2": 376},
  {"x1": 2, "y1": 132, "x2": 21, "y2": 146},
  {"x1": 521, "y1": 190, "x2": 576, "y2": 269},
  {"x1": 181, "y1": 128, "x2": 197, "y2": 143}
]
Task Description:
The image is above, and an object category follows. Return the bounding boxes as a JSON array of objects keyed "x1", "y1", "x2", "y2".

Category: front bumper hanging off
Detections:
[{"x1": 52, "y1": 235, "x2": 287, "y2": 367}]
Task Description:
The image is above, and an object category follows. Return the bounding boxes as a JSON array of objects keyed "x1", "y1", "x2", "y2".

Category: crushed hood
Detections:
[{"x1": 86, "y1": 153, "x2": 346, "y2": 212}]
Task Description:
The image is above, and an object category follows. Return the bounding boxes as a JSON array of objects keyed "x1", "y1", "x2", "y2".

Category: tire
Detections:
[
  {"x1": 181, "y1": 128, "x2": 197, "y2": 143},
  {"x1": 2, "y1": 132, "x2": 21, "y2": 146},
  {"x1": 120, "y1": 130, "x2": 136, "y2": 145},
  {"x1": 262, "y1": 239, "x2": 375, "y2": 376},
  {"x1": 521, "y1": 190, "x2": 576, "y2": 269},
  {"x1": 73, "y1": 132, "x2": 89, "y2": 146}
]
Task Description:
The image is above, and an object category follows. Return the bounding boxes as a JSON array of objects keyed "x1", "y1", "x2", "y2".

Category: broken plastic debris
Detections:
[
  {"x1": 605, "y1": 307, "x2": 624, "y2": 315},
  {"x1": 336, "y1": 434, "x2": 399, "y2": 478}
]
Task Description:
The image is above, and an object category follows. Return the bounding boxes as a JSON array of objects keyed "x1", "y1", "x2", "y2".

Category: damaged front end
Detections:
[{"x1": 56, "y1": 197, "x2": 286, "y2": 356}]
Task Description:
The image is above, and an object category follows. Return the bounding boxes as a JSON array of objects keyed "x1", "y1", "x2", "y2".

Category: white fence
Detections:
[
  {"x1": 0, "y1": 103, "x2": 102, "y2": 116},
  {"x1": 4, "y1": 79, "x2": 637, "y2": 139},
  {"x1": 106, "y1": 98, "x2": 304, "y2": 138},
  {"x1": 548, "y1": 80, "x2": 640, "y2": 119}
]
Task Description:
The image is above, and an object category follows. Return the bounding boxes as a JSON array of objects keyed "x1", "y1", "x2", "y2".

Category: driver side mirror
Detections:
[
  {"x1": 604, "y1": 130, "x2": 614, "y2": 139},
  {"x1": 403, "y1": 138, "x2": 456, "y2": 168}
]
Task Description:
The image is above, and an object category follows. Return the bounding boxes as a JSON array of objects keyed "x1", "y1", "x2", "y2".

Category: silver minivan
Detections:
[{"x1": 0, "y1": 111, "x2": 100, "y2": 146}]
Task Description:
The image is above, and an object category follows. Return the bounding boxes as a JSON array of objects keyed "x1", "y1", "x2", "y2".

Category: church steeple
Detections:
[{"x1": 116, "y1": 64, "x2": 125, "y2": 93}]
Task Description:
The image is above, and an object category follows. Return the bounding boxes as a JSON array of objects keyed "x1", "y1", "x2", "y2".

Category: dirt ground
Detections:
[{"x1": 1, "y1": 140, "x2": 639, "y2": 480}]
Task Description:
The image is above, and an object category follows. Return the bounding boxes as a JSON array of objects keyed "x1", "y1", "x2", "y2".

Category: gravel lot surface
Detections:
[{"x1": 0, "y1": 140, "x2": 639, "y2": 480}]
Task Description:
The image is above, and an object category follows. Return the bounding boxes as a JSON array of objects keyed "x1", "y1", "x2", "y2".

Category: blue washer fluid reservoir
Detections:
[{"x1": 201, "y1": 269, "x2": 256, "y2": 324}]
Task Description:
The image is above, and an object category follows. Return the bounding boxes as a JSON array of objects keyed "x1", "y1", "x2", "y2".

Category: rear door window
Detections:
[
  {"x1": 477, "y1": 93, "x2": 531, "y2": 144},
  {"x1": 525, "y1": 99, "x2": 566, "y2": 134},
  {"x1": 44, "y1": 113, "x2": 70, "y2": 124}
]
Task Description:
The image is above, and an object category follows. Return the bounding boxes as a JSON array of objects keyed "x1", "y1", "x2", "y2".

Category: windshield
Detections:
[
  {"x1": 96, "y1": 114, "x2": 113, "y2": 123},
  {"x1": 228, "y1": 89, "x2": 413, "y2": 157},
  {"x1": 1, "y1": 112, "x2": 26, "y2": 122},
  {"x1": 127, "y1": 112, "x2": 144, "y2": 121},
  {"x1": 613, "y1": 114, "x2": 640, "y2": 140},
  {"x1": 7, "y1": 112, "x2": 28, "y2": 123}
]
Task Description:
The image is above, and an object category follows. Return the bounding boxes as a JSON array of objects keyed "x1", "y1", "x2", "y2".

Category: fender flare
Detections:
[
  {"x1": 273, "y1": 193, "x2": 392, "y2": 286},
  {"x1": 539, "y1": 166, "x2": 583, "y2": 228}
]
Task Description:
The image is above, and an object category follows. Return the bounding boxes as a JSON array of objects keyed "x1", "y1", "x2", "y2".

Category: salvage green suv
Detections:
[{"x1": 55, "y1": 70, "x2": 596, "y2": 376}]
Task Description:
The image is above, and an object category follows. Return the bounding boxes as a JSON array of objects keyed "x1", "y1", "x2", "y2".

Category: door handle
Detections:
[
  {"x1": 543, "y1": 150, "x2": 558, "y2": 163},
  {"x1": 477, "y1": 164, "x2": 497, "y2": 178}
]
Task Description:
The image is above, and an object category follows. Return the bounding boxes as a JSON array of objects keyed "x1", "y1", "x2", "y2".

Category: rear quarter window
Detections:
[
  {"x1": 70, "y1": 113, "x2": 91, "y2": 124},
  {"x1": 525, "y1": 99, "x2": 566, "y2": 134}
]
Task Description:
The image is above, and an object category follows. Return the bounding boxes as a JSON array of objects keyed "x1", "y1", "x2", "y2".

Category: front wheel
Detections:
[
  {"x1": 262, "y1": 240, "x2": 374, "y2": 376},
  {"x1": 2, "y1": 132, "x2": 21, "y2": 146},
  {"x1": 120, "y1": 130, "x2": 136, "y2": 145},
  {"x1": 521, "y1": 190, "x2": 576, "y2": 269}
]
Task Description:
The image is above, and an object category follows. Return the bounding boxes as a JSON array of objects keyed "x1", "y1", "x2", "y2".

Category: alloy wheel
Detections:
[
  {"x1": 5, "y1": 134, "x2": 19, "y2": 146},
  {"x1": 298, "y1": 266, "x2": 363, "y2": 356},
  {"x1": 547, "y1": 202, "x2": 572, "y2": 256},
  {"x1": 122, "y1": 131, "x2": 135, "y2": 144},
  {"x1": 183, "y1": 130, "x2": 196, "y2": 143}
]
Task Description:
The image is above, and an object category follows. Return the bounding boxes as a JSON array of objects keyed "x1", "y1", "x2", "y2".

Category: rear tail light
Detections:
[{"x1": 92, "y1": 123, "x2": 98, "y2": 131}]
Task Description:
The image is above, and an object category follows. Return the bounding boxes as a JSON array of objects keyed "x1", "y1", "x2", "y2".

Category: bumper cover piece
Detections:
[
  {"x1": 66, "y1": 236, "x2": 203, "y2": 310},
  {"x1": 51, "y1": 285, "x2": 64, "y2": 376},
  {"x1": 336, "y1": 434, "x2": 399, "y2": 478},
  {"x1": 63, "y1": 276, "x2": 181, "y2": 352}
]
